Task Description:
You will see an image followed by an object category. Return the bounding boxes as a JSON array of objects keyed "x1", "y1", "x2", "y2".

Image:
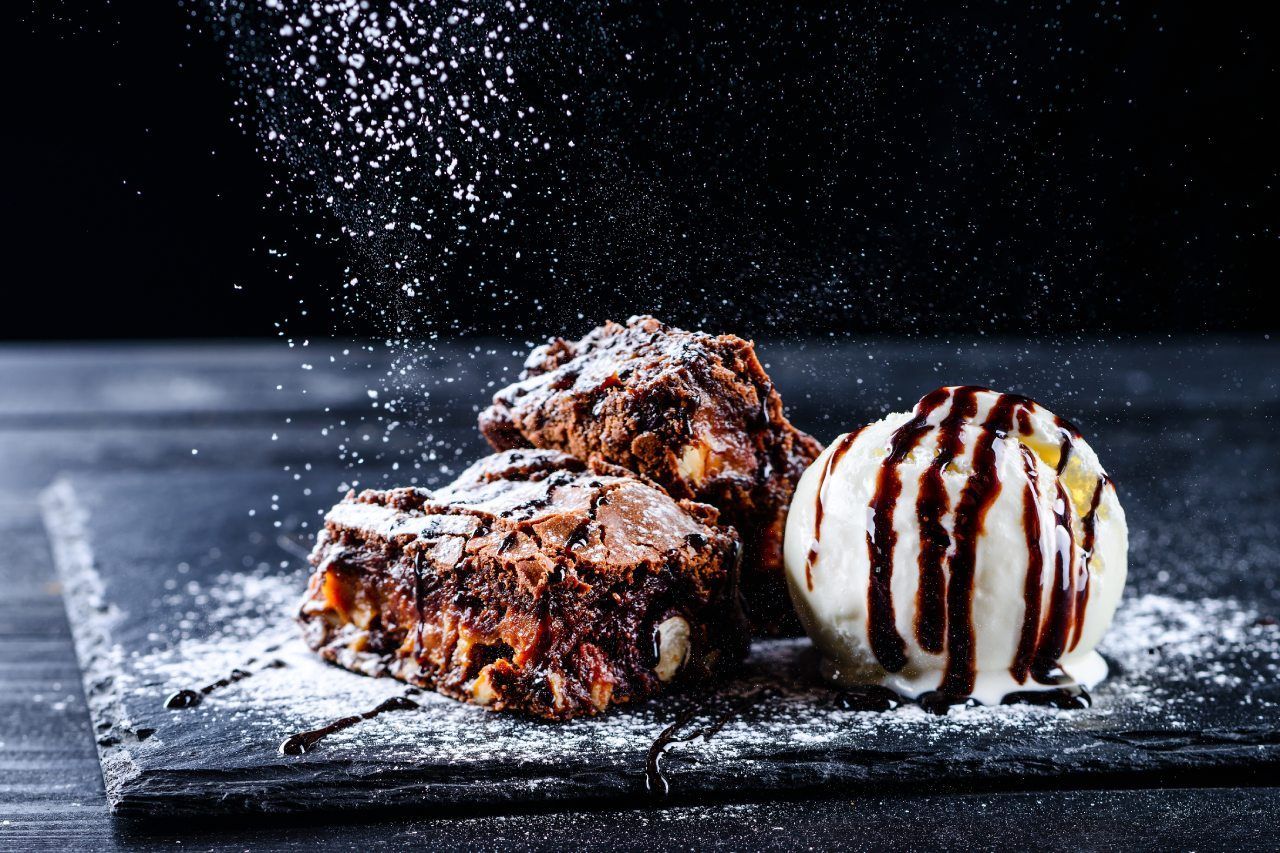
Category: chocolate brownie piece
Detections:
[
  {"x1": 479, "y1": 315, "x2": 822, "y2": 634},
  {"x1": 299, "y1": 449, "x2": 748, "y2": 720}
]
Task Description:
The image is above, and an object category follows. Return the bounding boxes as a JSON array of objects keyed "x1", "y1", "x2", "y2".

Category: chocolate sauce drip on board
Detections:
[
  {"x1": 804, "y1": 429, "x2": 862, "y2": 591},
  {"x1": 913, "y1": 389, "x2": 979, "y2": 653},
  {"x1": 279, "y1": 694, "x2": 420, "y2": 756},
  {"x1": 1010, "y1": 445, "x2": 1046, "y2": 684},
  {"x1": 865, "y1": 388, "x2": 951, "y2": 673},
  {"x1": 164, "y1": 657, "x2": 287, "y2": 709},
  {"x1": 644, "y1": 688, "x2": 772, "y2": 796}
]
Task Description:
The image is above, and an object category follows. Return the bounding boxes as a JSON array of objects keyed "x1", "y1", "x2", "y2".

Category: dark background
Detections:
[{"x1": 4, "y1": 1, "x2": 1276, "y2": 341}]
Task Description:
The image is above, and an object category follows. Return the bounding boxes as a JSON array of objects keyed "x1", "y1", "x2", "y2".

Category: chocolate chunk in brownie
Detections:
[
  {"x1": 478, "y1": 316, "x2": 822, "y2": 635},
  {"x1": 299, "y1": 449, "x2": 748, "y2": 720}
]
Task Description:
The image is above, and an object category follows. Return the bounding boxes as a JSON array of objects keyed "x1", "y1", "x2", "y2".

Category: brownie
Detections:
[
  {"x1": 299, "y1": 449, "x2": 748, "y2": 720},
  {"x1": 479, "y1": 315, "x2": 822, "y2": 634}
]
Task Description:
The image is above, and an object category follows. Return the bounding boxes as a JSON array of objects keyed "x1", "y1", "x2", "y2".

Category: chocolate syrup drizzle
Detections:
[
  {"x1": 1029, "y1": 481, "x2": 1079, "y2": 685},
  {"x1": 937, "y1": 391, "x2": 1019, "y2": 696},
  {"x1": 1055, "y1": 431, "x2": 1074, "y2": 474},
  {"x1": 914, "y1": 389, "x2": 978, "y2": 653},
  {"x1": 1010, "y1": 446, "x2": 1046, "y2": 685},
  {"x1": 644, "y1": 688, "x2": 773, "y2": 796},
  {"x1": 812, "y1": 386, "x2": 1113, "y2": 705},
  {"x1": 804, "y1": 428, "x2": 862, "y2": 591},
  {"x1": 864, "y1": 387, "x2": 951, "y2": 672},
  {"x1": 279, "y1": 693, "x2": 421, "y2": 756},
  {"x1": 164, "y1": 654, "x2": 287, "y2": 709},
  {"x1": 1071, "y1": 475, "x2": 1108, "y2": 651}
]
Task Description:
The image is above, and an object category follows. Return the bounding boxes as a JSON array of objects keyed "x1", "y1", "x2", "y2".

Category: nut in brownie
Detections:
[{"x1": 299, "y1": 450, "x2": 749, "y2": 720}]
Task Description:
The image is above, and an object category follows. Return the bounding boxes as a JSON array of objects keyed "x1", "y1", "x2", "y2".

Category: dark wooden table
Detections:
[{"x1": 2, "y1": 338, "x2": 1277, "y2": 851}]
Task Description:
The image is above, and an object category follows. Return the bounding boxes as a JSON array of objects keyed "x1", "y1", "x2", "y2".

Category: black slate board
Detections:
[{"x1": 44, "y1": 468, "x2": 1280, "y2": 817}]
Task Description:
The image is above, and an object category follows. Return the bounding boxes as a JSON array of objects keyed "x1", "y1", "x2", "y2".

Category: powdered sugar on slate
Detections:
[{"x1": 119, "y1": 567, "x2": 1280, "y2": 776}]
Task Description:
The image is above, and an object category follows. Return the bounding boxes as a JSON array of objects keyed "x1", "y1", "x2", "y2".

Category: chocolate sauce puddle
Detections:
[
  {"x1": 1001, "y1": 684, "x2": 1091, "y2": 710},
  {"x1": 645, "y1": 688, "x2": 774, "y2": 797},
  {"x1": 837, "y1": 682, "x2": 1091, "y2": 716},
  {"x1": 831, "y1": 685, "x2": 903, "y2": 712},
  {"x1": 279, "y1": 693, "x2": 421, "y2": 756},
  {"x1": 164, "y1": 653, "x2": 287, "y2": 709}
]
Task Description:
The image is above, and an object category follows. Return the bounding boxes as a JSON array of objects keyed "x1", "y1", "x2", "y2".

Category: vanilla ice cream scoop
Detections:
[{"x1": 783, "y1": 386, "x2": 1127, "y2": 707}]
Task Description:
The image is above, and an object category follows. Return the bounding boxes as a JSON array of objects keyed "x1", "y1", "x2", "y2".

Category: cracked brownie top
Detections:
[
  {"x1": 301, "y1": 449, "x2": 748, "y2": 718},
  {"x1": 478, "y1": 316, "x2": 822, "y2": 634},
  {"x1": 327, "y1": 449, "x2": 732, "y2": 596}
]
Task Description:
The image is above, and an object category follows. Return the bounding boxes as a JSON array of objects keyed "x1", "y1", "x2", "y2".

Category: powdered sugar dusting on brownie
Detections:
[{"x1": 299, "y1": 450, "x2": 747, "y2": 719}]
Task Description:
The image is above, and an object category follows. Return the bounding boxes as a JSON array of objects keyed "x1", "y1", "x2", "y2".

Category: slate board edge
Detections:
[{"x1": 41, "y1": 477, "x2": 146, "y2": 811}]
